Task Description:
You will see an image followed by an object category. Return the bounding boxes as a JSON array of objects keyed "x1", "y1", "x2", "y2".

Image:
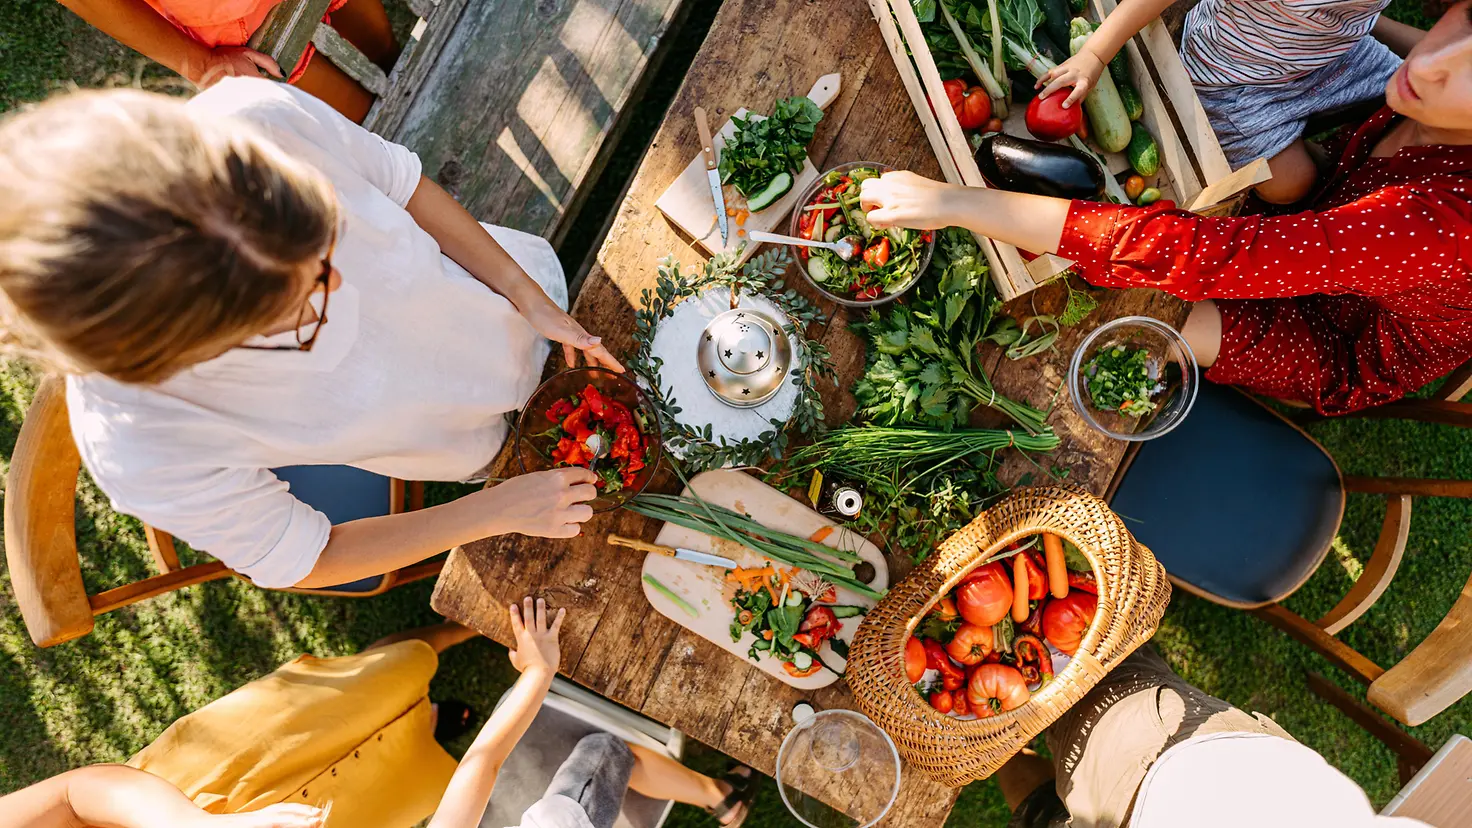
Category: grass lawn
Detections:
[{"x1": 1, "y1": 1, "x2": 1468, "y2": 826}]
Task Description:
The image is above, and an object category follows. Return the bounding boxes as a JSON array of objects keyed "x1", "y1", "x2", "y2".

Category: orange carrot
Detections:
[
  {"x1": 809, "y1": 526, "x2": 835, "y2": 544},
  {"x1": 735, "y1": 209, "x2": 750, "y2": 226},
  {"x1": 1012, "y1": 554, "x2": 1030, "y2": 623},
  {"x1": 1043, "y1": 533, "x2": 1069, "y2": 599},
  {"x1": 726, "y1": 207, "x2": 737, "y2": 217}
]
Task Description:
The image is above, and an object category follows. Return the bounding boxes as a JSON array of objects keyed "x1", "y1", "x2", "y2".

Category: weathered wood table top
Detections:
[{"x1": 432, "y1": 0, "x2": 1187, "y2": 823}]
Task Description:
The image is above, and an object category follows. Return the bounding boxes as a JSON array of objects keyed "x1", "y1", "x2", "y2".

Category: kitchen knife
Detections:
[
  {"x1": 608, "y1": 534, "x2": 739, "y2": 569},
  {"x1": 693, "y1": 106, "x2": 728, "y2": 245}
]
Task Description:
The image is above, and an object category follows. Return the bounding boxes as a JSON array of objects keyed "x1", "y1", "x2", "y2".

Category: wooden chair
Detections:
[
  {"x1": 4, "y1": 376, "x2": 442, "y2": 648},
  {"x1": 1105, "y1": 381, "x2": 1472, "y2": 727}
]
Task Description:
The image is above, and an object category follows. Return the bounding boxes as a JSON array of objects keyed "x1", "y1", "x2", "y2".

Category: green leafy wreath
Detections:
[{"x1": 628, "y1": 248, "x2": 835, "y2": 471}]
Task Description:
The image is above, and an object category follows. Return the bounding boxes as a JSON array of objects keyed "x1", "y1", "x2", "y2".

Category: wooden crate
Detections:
[{"x1": 868, "y1": 0, "x2": 1269, "y2": 299}]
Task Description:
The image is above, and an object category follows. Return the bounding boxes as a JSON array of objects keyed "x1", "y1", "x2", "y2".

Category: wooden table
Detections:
[{"x1": 432, "y1": 0, "x2": 1188, "y2": 823}]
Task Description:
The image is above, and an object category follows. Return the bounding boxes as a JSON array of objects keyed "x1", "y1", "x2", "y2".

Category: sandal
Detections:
[
  {"x1": 433, "y1": 699, "x2": 478, "y2": 742},
  {"x1": 706, "y1": 764, "x2": 756, "y2": 828}
]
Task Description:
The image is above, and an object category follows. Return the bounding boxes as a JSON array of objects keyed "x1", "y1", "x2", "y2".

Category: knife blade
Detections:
[
  {"x1": 693, "y1": 106, "x2": 728, "y2": 245},
  {"x1": 608, "y1": 534, "x2": 739, "y2": 569},
  {"x1": 672, "y1": 547, "x2": 740, "y2": 569}
]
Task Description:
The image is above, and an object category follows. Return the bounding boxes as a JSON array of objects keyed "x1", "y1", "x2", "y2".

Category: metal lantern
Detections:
[{"x1": 696, "y1": 306, "x2": 793, "y2": 408}]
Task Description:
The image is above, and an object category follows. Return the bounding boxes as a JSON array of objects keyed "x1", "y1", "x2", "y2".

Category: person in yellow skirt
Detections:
[{"x1": 2, "y1": 620, "x2": 480, "y2": 827}]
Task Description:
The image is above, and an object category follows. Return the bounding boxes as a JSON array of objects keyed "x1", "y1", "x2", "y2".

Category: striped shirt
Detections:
[{"x1": 1180, "y1": 0, "x2": 1391, "y2": 87}]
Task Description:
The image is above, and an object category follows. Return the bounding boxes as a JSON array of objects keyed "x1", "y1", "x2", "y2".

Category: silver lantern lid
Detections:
[{"x1": 696, "y1": 307, "x2": 793, "y2": 408}]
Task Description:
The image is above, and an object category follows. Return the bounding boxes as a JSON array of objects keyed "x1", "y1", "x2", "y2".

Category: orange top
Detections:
[{"x1": 140, "y1": 0, "x2": 278, "y2": 48}]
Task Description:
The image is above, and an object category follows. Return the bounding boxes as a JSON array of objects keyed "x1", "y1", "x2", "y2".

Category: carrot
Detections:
[
  {"x1": 735, "y1": 209, "x2": 750, "y2": 226},
  {"x1": 1043, "y1": 533, "x2": 1069, "y2": 599},
  {"x1": 1012, "y1": 554, "x2": 1030, "y2": 623},
  {"x1": 809, "y1": 526, "x2": 835, "y2": 544},
  {"x1": 726, "y1": 207, "x2": 737, "y2": 217}
]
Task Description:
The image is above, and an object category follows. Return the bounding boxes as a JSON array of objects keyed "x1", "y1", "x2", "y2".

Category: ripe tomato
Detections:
[
  {"x1": 957, "y1": 562, "x2": 1013, "y2": 627},
  {"x1": 967, "y1": 664, "x2": 1031, "y2": 716},
  {"x1": 905, "y1": 635, "x2": 927, "y2": 683},
  {"x1": 945, "y1": 622, "x2": 994, "y2": 666},
  {"x1": 929, "y1": 689, "x2": 954, "y2": 714},
  {"x1": 943, "y1": 79, "x2": 992, "y2": 130},
  {"x1": 863, "y1": 237, "x2": 891, "y2": 267},
  {"x1": 1024, "y1": 89, "x2": 1084, "y2": 142},
  {"x1": 1042, "y1": 590, "x2": 1098, "y2": 655},
  {"x1": 952, "y1": 689, "x2": 970, "y2": 716},
  {"x1": 932, "y1": 595, "x2": 959, "y2": 623}
]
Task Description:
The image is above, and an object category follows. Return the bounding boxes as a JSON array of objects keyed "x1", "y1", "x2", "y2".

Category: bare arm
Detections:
[
  {"x1": 404, "y1": 177, "x2": 622, "y2": 372},
  {"x1": 859, "y1": 172, "x2": 1071, "y2": 254},
  {"x1": 0, "y1": 765, "x2": 322, "y2": 828},
  {"x1": 1037, "y1": 0, "x2": 1178, "y2": 105},
  {"x1": 1372, "y1": 15, "x2": 1426, "y2": 56},
  {"x1": 295, "y1": 468, "x2": 598, "y2": 588},
  {"x1": 427, "y1": 598, "x2": 565, "y2": 828},
  {"x1": 55, "y1": 0, "x2": 282, "y2": 85}
]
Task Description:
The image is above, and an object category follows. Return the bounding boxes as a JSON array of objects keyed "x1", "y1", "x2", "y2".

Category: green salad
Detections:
[
  {"x1": 1083, "y1": 346, "x2": 1163, "y2": 417},
  {"x1": 796, "y1": 166, "x2": 930, "y2": 302}
]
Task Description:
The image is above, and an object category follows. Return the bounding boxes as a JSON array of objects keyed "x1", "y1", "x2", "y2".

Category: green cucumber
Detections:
[
  {"x1": 1069, "y1": 21, "x2": 1132, "y2": 153},
  {"x1": 1039, "y1": 0, "x2": 1073, "y2": 55},
  {"x1": 746, "y1": 171, "x2": 793, "y2": 212},
  {"x1": 791, "y1": 650, "x2": 813, "y2": 670},
  {"x1": 829, "y1": 605, "x2": 866, "y2": 618},
  {"x1": 1118, "y1": 81, "x2": 1145, "y2": 122},
  {"x1": 850, "y1": 209, "x2": 875, "y2": 240},
  {"x1": 1126, "y1": 124, "x2": 1160, "y2": 176},
  {"x1": 807, "y1": 256, "x2": 833, "y2": 284},
  {"x1": 824, "y1": 225, "x2": 845, "y2": 243},
  {"x1": 1108, "y1": 50, "x2": 1131, "y2": 87}
]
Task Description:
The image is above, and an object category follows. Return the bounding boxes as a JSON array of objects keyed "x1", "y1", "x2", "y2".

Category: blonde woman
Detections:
[{"x1": 0, "y1": 79, "x2": 614, "y2": 589}]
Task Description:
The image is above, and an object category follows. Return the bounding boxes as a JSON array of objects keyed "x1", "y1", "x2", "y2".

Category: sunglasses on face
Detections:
[{"x1": 238, "y1": 242, "x2": 335, "y2": 353}]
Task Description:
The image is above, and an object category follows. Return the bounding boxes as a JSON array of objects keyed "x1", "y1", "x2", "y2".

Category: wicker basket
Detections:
[{"x1": 847, "y1": 485, "x2": 1172, "y2": 787}]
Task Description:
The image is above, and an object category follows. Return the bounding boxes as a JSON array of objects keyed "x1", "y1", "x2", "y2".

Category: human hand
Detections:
[
  {"x1": 192, "y1": 46, "x2": 284, "y2": 88},
  {"x1": 509, "y1": 596, "x2": 565, "y2": 675},
  {"x1": 487, "y1": 468, "x2": 599, "y2": 538},
  {"x1": 859, "y1": 171, "x2": 963, "y2": 230},
  {"x1": 1035, "y1": 51, "x2": 1105, "y2": 108},
  {"x1": 523, "y1": 303, "x2": 625, "y2": 373},
  {"x1": 215, "y1": 803, "x2": 325, "y2": 828}
]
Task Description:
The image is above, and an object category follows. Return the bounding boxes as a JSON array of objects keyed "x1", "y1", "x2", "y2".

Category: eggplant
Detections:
[{"x1": 974, "y1": 133, "x2": 1105, "y2": 200}]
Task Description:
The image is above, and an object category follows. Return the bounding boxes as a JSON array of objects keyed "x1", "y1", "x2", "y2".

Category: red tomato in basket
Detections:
[
  {"x1": 945, "y1": 622, "x2": 994, "y2": 666},
  {"x1": 1042, "y1": 590, "x2": 1098, "y2": 655},
  {"x1": 967, "y1": 663, "x2": 1031, "y2": 717},
  {"x1": 929, "y1": 689, "x2": 954, "y2": 714},
  {"x1": 957, "y1": 562, "x2": 1013, "y2": 627},
  {"x1": 1025, "y1": 89, "x2": 1084, "y2": 142}
]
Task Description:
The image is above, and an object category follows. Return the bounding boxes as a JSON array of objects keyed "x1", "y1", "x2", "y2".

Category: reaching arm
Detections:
[
  {"x1": 55, "y1": 0, "x2": 282, "y2": 86},
  {"x1": 1037, "y1": 0, "x2": 1178, "y2": 106},
  {"x1": 404, "y1": 177, "x2": 622, "y2": 372},
  {"x1": 427, "y1": 598, "x2": 566, "y2": 828},
  {"x1": 0, "y1": 765, "x2": 322, "y2": 828}
]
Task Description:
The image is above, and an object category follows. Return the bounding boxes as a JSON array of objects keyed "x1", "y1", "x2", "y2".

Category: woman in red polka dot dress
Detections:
[{"x1": 860, "y1": 0, "x2": 1472, "y2": 416}]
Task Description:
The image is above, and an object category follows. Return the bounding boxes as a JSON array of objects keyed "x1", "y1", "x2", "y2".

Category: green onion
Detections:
[
  {"x1": 643, "y1": 574, "x2": 699, "y2": 618},
  {"x1": 779, "y1": 425, "x2": 1060, "y2": 479}
]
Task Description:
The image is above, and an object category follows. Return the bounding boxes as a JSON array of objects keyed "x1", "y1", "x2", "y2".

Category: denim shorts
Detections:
[
  {"x1": 537, "y1": 732, "x2": 636, "y2": 828},
  {"x1": 1193, "y1": 35, "x2": 1401, "y2": 166}
]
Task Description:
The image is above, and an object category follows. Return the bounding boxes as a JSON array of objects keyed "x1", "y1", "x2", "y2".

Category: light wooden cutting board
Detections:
[
  {"x1": 639, "y1": 469, "x2": 889, "y2": 690},
  {"x1": 654, "y1": 74, "x2": 841, "y2": 265}
]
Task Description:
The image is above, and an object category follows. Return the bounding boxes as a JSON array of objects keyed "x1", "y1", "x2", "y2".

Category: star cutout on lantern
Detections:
[
  {"x1": 705, "y1": 333, "x2": 713, "y2": 342},
  {"x1": 724, "y1": 350, "x2": 733, "y2": 358},
  {"x1": 708, "y1": 370, "x2": 716, "y2": 378},
  {"x1": 756, "y1": 350, "x2": 765, "y2": 359},
  {"x1": 741, "y1": 388, "x2": 750, "y2": 395}
]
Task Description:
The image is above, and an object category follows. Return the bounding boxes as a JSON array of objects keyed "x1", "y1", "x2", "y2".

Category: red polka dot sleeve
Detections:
[{"x1": 1056, "y1": 182, "x2": 1472, "y2": 301}]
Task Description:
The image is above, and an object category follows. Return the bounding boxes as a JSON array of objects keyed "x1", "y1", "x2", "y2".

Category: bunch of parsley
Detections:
[{"x1": 718, "y1": 96, "x2": 824, "y2": 198}]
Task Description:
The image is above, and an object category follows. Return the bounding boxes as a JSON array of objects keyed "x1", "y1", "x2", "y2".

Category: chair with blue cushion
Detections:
[
  {"x1": 5, "y1": 376, "x2": 443, "y2": 648},
  {"x1": 1106, "y1": 380, "x2": 1472, "y2": 727}
]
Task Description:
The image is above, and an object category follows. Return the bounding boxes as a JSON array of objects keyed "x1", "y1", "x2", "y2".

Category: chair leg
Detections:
[
  {"x1": 1316, "y1": 495, "x2": 1411, "y2": 635},
  {"x1": 1436, "y1": 360, "x2": 1472, "y2": 402},
  {"x1": 1305, "y1": 671, "x2": 1434, "y2": 786},
  {"x1": 144, "y1": 525, "x2": 181, "y2": 574},
  {"x1": 1253, "y1": 604, "x2": 1386, "y2": 685}
]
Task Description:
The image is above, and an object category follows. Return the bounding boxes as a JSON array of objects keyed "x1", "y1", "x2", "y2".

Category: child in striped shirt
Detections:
[{"x1": 1037, "y1": 0, "x2": 1426, "y2": 203}]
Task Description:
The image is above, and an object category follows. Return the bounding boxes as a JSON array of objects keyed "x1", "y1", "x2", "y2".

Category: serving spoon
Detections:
[{"x1": 748, "y1": 229, "x2": 864, "y2": 262}]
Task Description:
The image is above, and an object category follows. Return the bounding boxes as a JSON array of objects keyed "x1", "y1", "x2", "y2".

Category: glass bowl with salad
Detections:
[
  {"x1": 515, "y1": 366, "x2": 661, "y2": 511},
  {"x1": 789, "y1": 162, "x2": 935, "y2": 307},
  {"x1": 1067, "y1": 316, "x2": 1199, "y2": 441}
]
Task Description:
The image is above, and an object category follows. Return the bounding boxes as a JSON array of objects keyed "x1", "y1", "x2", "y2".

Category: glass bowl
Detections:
[
  {"x1": 787, "y1": 161, "x2": 935, "y2": 308},
  {"x1": 514, "y1": 366, "x2": 661, "y2": 512},
  {"x1": 1067, "y1": 316, "x2": 1199, "y2": 442},
  {"x1": 777, "y1": 709, "x2": 901, "y2": 828}
]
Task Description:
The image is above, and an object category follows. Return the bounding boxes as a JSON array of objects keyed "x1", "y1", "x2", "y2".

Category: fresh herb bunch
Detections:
[
  {"x1": 627, "y1": 249, "x2": 834, "y2": 470},
  {"x1": 718, "y1": 96, "x2": 824, "y2": 198},
  {"x1": 1083, "y1": 345, "x2": 1163, "y2": 417},
  {"x1": 852, "y1": 229, "x2": 1048, "y2": 433}
]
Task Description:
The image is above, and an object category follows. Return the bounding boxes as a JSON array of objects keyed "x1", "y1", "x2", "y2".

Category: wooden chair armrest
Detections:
[
  {"x1": 1253, "y1": 604, "x2": 1386, "y2": 685},
  {"x1": 1340, "y1": 399, "x2": 1472, "y2": 429},
  {"x1": 1346, "y1": 477, "x2": 1472, "y2": 499},
  {"x1": 1316, "y1": 495, "x2": 1410, "y2": 635},
  {"x1": 247, "y1": 0, "x2": 334, "y2": 75},
  {"x1": 1436, "y1": 359, "x2": 1472, "y2": 402},
  {"x1": 3, "y1": 377, "x2": 92, "y2": 647},
  {"x1": 1369, "y1": 567, "x2": 1472, "y2": 726}
]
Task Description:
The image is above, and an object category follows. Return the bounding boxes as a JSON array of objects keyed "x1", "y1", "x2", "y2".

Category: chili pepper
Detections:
[
  {"x1": 921, "y1": 639, "x2": 966, "y2": 691},
  {"x1": 1020, "y1": 597, "x2": 1047, "y2": 637},
  {"x1": 1068, "y1": 571, "x2": 1099, "y2": 594},
  {"x1": 1014, "y1": 633, "x2": 1053, "y2": 687},
  {"x1": 546, "y1": 398, "x2": 576, "y2": 420},
  {"x1": 579, "y1": 384, "x2": 608, "y2": 418}
]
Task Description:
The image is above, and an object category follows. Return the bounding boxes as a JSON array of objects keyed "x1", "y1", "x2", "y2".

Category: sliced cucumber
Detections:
[
  {"x1": 829, "y1": 605, "x2": 866, "y2": 619},
  {"x1": 824, "y1": 225, "x2": 844, "y2": 243},
  {"x1": 807, "y1": 256, "x2": 834, "y2": 284},
  {"x1": 791, "y1": 651, "x2": 814, "y2": 671},
  {"x1": 746, "y1": 171, "x2": 793, "y2": 213},
  {"x1": 786, "y1": 591, "x2": 804, "y2": 607},
  {"x1": 850, "y1": 209, "x2": 875, "y2": 240},
  {"x1": 887, "y1": 226, "x2": 910, "y2": 246}
]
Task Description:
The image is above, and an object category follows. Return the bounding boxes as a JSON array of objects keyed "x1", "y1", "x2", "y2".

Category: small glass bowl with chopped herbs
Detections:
[
  {"x1": 1067, "y1": 316, "x2": 1199, "y2": 441},
  {"x1": 788, "y1": 162, "x2": 935, "y2": 308}
]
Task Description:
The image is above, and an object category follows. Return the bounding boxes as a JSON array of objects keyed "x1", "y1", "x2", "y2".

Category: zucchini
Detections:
[
  {"x1": 1118, "y1": 81, "x2": 1145, "y2": 122},
  {"x1": 829, "y1": 605, "x2": 866, "y2": 618},
  {"x1": 807, "y1": 256, "x2": 834, "y2": 284},
  {"x1": 1126, "y1": 123, "x2": 1160, "y2": 176},
  {"x1": 1069, "y1": 21, "x2": 1132, "y2": 153},
  {"x1": 746, "y1": 171, "x2": 792, "y2": 212},
  {"x1": 791, "y1": 651, "x2": 813, "y2": 671}
]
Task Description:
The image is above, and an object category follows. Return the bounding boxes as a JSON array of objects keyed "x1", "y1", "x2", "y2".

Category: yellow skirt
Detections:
[{"x1": 130, "y1": 640, "x2": 459, "y2": 827}]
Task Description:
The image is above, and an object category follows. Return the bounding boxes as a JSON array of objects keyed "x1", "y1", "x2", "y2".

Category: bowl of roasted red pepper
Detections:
[
  {"x1": 902, "y1": 533, "x2": 1098, "y2": 719},
  {"x1": 515, "y1": 366, "x2": 661, "y2": 512},
  {"x1": 790, "y1": 161, "x2": 934, "y2": 307}
]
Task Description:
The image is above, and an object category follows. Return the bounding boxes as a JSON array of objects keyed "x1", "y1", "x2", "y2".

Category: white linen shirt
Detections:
[{"x1": 66, "y1": 78, "x2": 565, "y2": 589}]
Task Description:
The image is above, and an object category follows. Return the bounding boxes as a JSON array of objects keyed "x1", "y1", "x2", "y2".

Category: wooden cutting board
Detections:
[
  {"x1": 639, "y1": 469, "x2": 889, "y2": 690},
  {"x1": 654, "y1": 73, "x2": 841, "y2": 264}
]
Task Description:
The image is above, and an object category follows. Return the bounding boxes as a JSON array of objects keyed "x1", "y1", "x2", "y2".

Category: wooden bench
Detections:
[{"x1": 253, "y1": 0, "x2": 692, "y2": 244}]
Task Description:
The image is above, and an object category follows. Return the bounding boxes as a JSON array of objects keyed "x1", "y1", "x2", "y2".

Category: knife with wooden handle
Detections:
[
  {"x1": 693, "y1": 106, "x2": 728, "y2": 245},
  {"x1": 609, "y1": 534, "x2": 738, "y2": 569}
]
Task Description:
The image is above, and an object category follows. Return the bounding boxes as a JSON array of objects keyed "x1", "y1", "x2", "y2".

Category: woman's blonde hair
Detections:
[{"x1": 0, "y1": 88, "x2": 339, "y2": 384}]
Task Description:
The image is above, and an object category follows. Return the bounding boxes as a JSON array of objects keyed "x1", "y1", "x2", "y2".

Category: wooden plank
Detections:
[
  {"x1": 247, "y1": 0, "x2": 333, "y2": 74},
  {"x1": 365, "y1": 0, "x2": 473, "y2": 135},
  {"x1": 312, "y1": 23, "x2": 388, "y2": 95},
  {"x1": 386, "y1": 0, "x2": 686, "y2": 239},
  {"x1": 1384, "y1": 735, "x2": 1472, "y2": 823}
]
